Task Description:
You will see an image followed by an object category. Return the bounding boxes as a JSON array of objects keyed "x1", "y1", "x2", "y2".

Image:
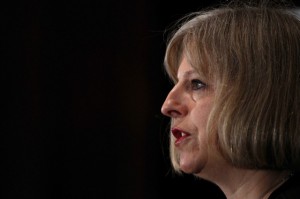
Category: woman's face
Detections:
[{"x1": 161, "y1": 56, "x2": 216, "y2": 174}]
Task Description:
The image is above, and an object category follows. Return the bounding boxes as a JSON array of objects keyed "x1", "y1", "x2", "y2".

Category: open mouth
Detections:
[{"x1": 171, "y1": 128, "x2": 191, "y2": 145}]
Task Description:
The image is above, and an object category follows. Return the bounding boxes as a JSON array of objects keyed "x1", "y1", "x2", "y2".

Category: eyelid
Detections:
[{"x1": 191, "y1": 79, "x2": 207, "y2": 90}]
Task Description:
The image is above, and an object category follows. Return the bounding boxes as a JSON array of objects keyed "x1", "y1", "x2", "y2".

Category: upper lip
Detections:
[{"x1": 171, "y1": 127, "x2": 191, "y2": 139}]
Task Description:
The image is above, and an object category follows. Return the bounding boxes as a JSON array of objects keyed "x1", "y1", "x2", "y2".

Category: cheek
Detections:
[
  {"x1": 191, "y1": 104, "x2": 211, "y2": 131},
  {"x1": 191, "y1": 102, "x2": 214, "y2": 144}
]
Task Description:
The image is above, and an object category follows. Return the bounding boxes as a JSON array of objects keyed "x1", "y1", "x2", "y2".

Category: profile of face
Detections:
[{"x1": 161, "y1": 55, "x2": 217, "y2": 175}]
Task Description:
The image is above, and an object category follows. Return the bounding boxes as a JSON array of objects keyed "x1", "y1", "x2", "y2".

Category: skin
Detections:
[
  {"x1": 161, "y1": 56, "x2": 216, "y2": 174},
  {"x1": 161, "y1": 55, "x2": 290, "y2": 199}
]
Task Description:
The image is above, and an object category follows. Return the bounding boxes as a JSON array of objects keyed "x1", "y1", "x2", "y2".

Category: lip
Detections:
[{"x1": 171, "y1": 127, "x2": 191, "y2": 145}]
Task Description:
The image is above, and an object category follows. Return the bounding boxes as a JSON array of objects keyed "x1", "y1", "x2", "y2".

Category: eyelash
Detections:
[{"x1": 191, "y1": 79, "x2": 206, "y2": 90}]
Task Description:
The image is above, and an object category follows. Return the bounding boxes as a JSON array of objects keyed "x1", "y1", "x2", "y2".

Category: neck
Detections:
[
  {"x1": 224, "y1": 170, "x2": 292, "y2": 199},
  {"x1": 193, "y1": 152, "x2": 294, "y2": 199},
  {"x1": 259, "y1": 171, "x2": 294, "y2": 199},
  {"x1": 198, "y1": 167, "x2": 292, "y2": 199}
]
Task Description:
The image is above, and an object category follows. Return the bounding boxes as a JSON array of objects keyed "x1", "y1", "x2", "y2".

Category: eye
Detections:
[{"x1": 191, "y1": 79, "x2": 206, "y2": 90}]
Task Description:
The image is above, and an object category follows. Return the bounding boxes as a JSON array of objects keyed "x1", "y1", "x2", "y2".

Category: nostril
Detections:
[
  {"x1": 161, "y1": 90, "x2": 186, "y2": 117},
  {"x1": 161, "y1": 104, "x2": 180, "y2": 117},
  {"x1": 161, "y1": 98, "x2": 186, "y2": 118},
  {"x1": 168, "y1": 110, "x2": 181, "y2": 118},
  {"x1": 161, "y1": 101, "x2": 173, "y2": 116},
  {"x1": 161, "y1": 106, "x2": 168, "y2": 116}
]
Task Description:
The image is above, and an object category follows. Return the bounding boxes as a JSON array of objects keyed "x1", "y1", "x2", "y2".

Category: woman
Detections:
[{"x1": 160, "y1": 1, "x2": 300, "y2": 198}]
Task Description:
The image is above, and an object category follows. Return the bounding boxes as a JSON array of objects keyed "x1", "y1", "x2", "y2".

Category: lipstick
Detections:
[{"x1": 171, "y1": 128, "x2": 190, "y2": 145}]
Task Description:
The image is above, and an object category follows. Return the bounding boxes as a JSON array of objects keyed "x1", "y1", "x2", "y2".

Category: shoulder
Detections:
[{"x1": 269, "y1": 172, "x2": 300, "y2": 199}]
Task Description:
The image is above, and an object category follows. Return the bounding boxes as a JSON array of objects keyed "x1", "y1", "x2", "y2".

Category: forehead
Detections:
[
  {"x1": 165, "y1": 30, "x2": 216, "y2": 84},
  {"x1": 177, "y1": 56, "x2": 198, "y2": 80}
]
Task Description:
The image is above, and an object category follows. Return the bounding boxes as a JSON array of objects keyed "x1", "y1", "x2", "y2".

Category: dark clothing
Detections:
[{"x1": 269, "y1": 173, "x2": 300, "y2": 199}]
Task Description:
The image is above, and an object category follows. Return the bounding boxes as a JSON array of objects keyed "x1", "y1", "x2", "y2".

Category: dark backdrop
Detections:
[{"x1": 4, "y1": 0, "x2": 298, "y2": 199}]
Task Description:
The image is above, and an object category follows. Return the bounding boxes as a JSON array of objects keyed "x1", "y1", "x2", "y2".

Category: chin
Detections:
[
  {"x1": 179, "y1": 160, "x2": 203, "y2": 174},
  {"x1": 177, "y1": 152, "x2": 203, "y2": 174}
]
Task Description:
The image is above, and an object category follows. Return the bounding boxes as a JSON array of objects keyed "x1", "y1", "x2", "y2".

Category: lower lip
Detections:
[{"x1": 175, "y1": 135, "x2": 189, "y2": 145}]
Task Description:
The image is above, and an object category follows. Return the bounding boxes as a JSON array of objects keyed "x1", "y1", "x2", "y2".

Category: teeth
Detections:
[{"x1": 171, "y1": 128, "x2": 189, "y2": 139}]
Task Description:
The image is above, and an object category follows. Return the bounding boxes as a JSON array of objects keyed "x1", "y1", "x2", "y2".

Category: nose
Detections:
[{"x1": 161, "y1": 86, "x2": 188, "y2": 118}]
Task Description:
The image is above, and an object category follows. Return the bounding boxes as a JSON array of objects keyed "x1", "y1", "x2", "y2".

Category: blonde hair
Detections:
[{"x1": 164, "y1": 4, "x2": 300, "y2": 172}]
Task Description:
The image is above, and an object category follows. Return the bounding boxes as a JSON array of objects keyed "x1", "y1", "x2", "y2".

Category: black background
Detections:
[{"x1": 2, "y1": 0, "x2": 299, "y2": 198}]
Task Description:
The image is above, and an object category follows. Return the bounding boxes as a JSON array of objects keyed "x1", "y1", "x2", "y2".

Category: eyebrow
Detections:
[{"x1": 177, "y1": 70, "x2": 198, "y2": 79}]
